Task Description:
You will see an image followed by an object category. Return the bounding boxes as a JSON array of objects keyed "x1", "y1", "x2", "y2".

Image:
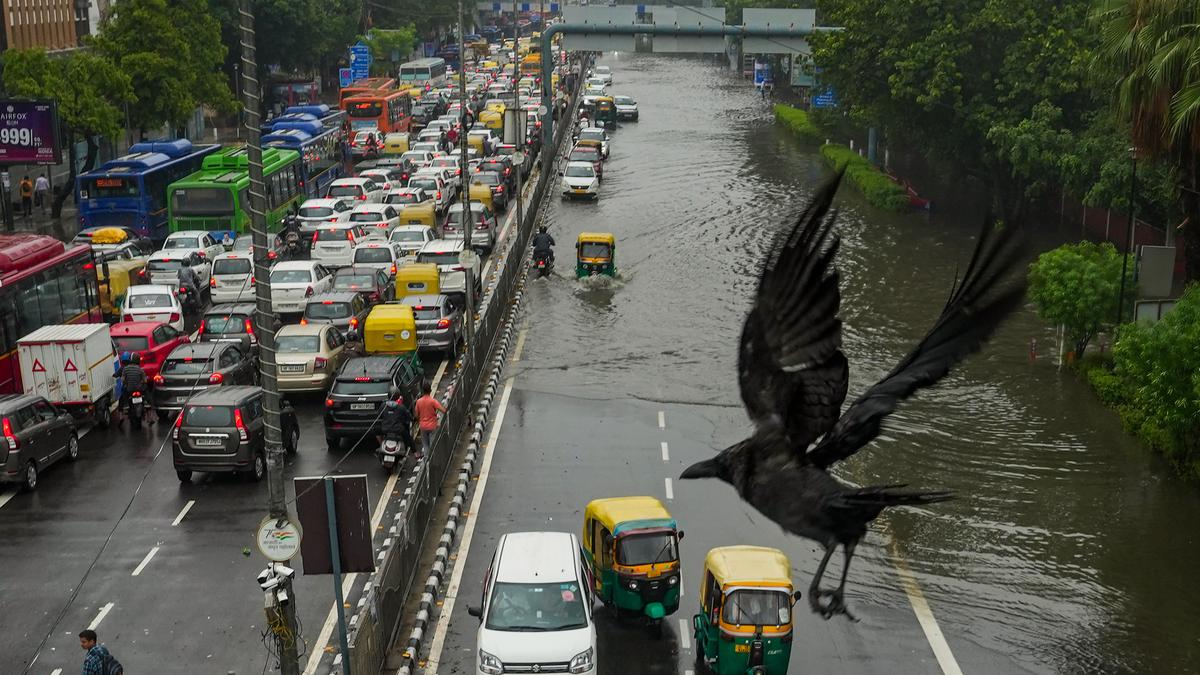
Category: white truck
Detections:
[{"x1": 18, "y1": 324, "x2": 119, "y2": 428}]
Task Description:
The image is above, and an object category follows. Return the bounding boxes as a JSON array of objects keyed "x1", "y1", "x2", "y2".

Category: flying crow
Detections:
[{"x1": 680, "y1": 172, "x2": 1025, "y2": 619}]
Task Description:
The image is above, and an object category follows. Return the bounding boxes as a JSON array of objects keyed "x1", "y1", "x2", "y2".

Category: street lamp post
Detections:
[{"x1": 458, "y1": 0, "x2": 475, "y2": 350}]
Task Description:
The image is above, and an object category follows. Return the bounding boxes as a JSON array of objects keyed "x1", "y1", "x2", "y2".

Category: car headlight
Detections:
[
  {"x1": 479, "y1": 649, "x2": 503, "y2": 674},
  {"x1": 569, "y1": 647, "x2": 594, "y2": 673},
  {"x1": 627, "y1": 579, "x2": 639, "y2": 590},
  {"x1": 668, "y1": 575, "x2": 678, "y2": 586}
]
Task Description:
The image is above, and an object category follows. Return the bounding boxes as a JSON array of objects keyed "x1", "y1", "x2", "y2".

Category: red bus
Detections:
[
  {"x1": 343, "y1": 90, "x2": 413, "y2": 134},
  {"x1": 0, "y1": 235, "x2": 102, "y2": 393},
  {"x1": 338, "y1": 77, "x2": 397, "y2": 106}
]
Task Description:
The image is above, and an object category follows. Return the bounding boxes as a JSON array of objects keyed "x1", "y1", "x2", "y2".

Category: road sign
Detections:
[
  {"x1": 537, "y1": 104, "x2": 548, "y2": 116},
  {"x1": 550, "y1": 2, "x2": 559, "y2": 12},
  {"x1": 812, "y1": 87, "x2": 838, "y2": 109},
  {"x1": 338, "y1": 68, "x2": 353, "y2": 88},
  {"x1": 349, "y1": 42, "x2": 372, "y2": 80},
  {"x1": 256, "y1": 516, "x2": 303, "y2": 562},
  {"x1": 512, "y1": 150, "x2": 526, "y2": 165}
]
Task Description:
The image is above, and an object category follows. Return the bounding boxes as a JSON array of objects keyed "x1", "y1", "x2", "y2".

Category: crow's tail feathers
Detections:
[{"x1": 839, "y1": 484, "x2": 955, "y2": 509}]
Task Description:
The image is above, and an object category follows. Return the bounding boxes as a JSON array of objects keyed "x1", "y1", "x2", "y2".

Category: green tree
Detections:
[
  {"x1": 1027, "y1": 241, "x2": 1136, "y2": 356},
  {"x1": 359, "y1": 27, "x2": 417, "y2": 76},
  {"x1": 91, "y1": 0, "x2": 234, "y2": 134},
  {"x1": 0, "y1": 49, "x2": 133, "y2": 217},
  {"x1": 1093, "y1": 0, "x2": 1200, "y2": 280}
]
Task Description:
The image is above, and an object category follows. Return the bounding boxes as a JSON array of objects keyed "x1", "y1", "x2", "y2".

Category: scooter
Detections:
[
  {"x1": 377, "y1": 435, "x2": 407, "y2": 473},
  {"x1": 532, "y1": 250, "x2": 554, "y2": 278},
  {"x1": 127, "y1": 391, "x2": 145, "y2": 430},
  {"x1": 284, "y1": 231, "x2": 301, "y2": 260},
  {"x1": 177, "y1": 285, "x2": 201, "y2": 314}
]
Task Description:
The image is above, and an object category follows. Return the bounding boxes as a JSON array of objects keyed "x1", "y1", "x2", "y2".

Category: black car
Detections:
[
  {"x1": 323, "y1": 355, "x2": 423, "y2": 450},
  {"x1": 476, "y1": 157, "x2": 516, "y2": 192},
  {"x1": 332, "y1": 266, "x2": 394, "y2": 305},
  {"x1": 471, "y1": 170, "x2": 509, "y2": 211},
  {"x1": 0, "y1": 394, "x2": 78, "y2": 491},
  {"x1": 372, "y1": 156, "x2": 417, "y2": 187},
  {"x1": 198, "y1": 303, "x2": 259, "y2": 355},
  {"x1": 172, "y1": 386, "x2": 299, "y2": 483},
  {"x1": 153, "y1": 342, "x2": 258, "y2": 419}
]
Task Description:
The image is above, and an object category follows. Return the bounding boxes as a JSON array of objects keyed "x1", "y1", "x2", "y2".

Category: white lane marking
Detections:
[
  {"x1": 170, "y1": 500, "x2": 195, "y2": 526},
  {"x1": 657, "y1": 410, "x2": 665, "y2": 429},
  {"x1": 664, "y1": 478, "x2": 674, "y2": 500},
  {"x1": 426, "y1": 325, "x2": 526, "y2": 671},
  {"x1": 87, "y1": 602, "x2": 114, "y2": 630},
  {"x1": 0, "y1": 489, "x2": 16, "y2": 511},
  {"x1": 678, "y1": 618, "x2": 691, "y2": 650},
  {"x1": 131, "y1": 546, "x2": 159, "y2": 576},
  {"x1": 891, "y1": 546, "x2": 964, "y2": 675},
  {"x1": 303, "y1": 357, "x2": 452, "y2": 675},
  {"x1": 686, "y1": 670, "x2": 695, "y2": 675},
  {"x1": 660, "y1": 441, "x2": 669, "y2": 462},
  {"x1": 51, "y1": 669, "x2": 62, "y2": 675},
  {"x1": 189, "y1": 329, "x2": 200, "y2": 341}
]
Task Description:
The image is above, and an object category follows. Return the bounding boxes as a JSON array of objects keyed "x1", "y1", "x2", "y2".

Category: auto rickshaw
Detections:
[
  {"x1": 97, "y1": 258, "x2": 146, "y2": 322},
  {"x1": 468, "y1": 179, "x2": 495, "y2": 212},
  {"x1": 467, "y1": 132, "x2": 487, "y2": 155},
  {"x1": 394, "y1": 263, "x2": 440, "y2": 301},
  {"x1": 399, "y1": 201, "x2": 437, "y2": 227},
  {"x1": 383, "y1": 133, "x2": 410, "y2": 156},
  {"x1": 576, "y1": 232, "x2": 616, "y2": 278},
  {"x1": 582, "y1": 497, "x2": 684, "y2": 631},
  {"x1": 479, "y1": 107, "x2": 504, "y2": 131},
  {"x1": 362, "y1": 303, "x2": 420, "y2": 358},
  {"x1": 693, "y1": 546, "x2": 801, "y2": 675},
  {"x1": 594, "y1": 96, "x2": 618, "y2": 129}
]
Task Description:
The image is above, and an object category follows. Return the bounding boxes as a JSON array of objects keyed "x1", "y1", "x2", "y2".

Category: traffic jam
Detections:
[{"x1": 0, "y1": 35, "x2": 566, "y2": 493}]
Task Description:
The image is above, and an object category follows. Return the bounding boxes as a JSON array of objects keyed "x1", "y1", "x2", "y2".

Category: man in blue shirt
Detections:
[{"x1": 79, "y1": 629, "x2": 122, "y2": 674}]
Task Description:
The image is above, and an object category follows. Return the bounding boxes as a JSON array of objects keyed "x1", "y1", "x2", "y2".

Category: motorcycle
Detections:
[
  {"x1": 377, "y1": 435, "x2": 407, "y2": 473},
  {"x1": 284, "y1": 231, "x2": 301, "y2": 260},
  {"x1": 127, "y1": 390, "x2": 145, "y2": 430},
  {"x1": 177, "y1": 285, "x2": 201, "y2": 313},
  {"x1": 532, "y1": 250, "x2": 554, "y2": 278}
]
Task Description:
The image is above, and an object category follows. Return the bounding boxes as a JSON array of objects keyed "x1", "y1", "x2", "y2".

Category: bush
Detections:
[
  {"x1": 819, "y1": 143, "x2": 911, "y2": 211},
  {"x1": 1027, "y1": 241, "x2": 1135, "y2": 357},
  {"x1": 774, "y1": 104, "x2": 820, "y2": 140}
]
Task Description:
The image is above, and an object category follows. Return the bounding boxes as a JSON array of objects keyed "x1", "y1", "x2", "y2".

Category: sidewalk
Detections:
[{"x1": 6, "y1": 201, "x2": 79, "y2": 241}]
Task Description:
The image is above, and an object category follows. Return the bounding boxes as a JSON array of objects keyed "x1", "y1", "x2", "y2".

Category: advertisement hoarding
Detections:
[{"x1": 0, "y1": 100, "x2": 62, "y2": 166}]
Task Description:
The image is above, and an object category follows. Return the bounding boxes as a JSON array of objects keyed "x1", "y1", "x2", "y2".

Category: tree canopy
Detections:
[{"x1": 1027, "y1": 241, "x2": 1136, "y2": 356}]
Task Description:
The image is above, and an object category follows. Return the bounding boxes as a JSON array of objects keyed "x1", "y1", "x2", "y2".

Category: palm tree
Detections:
[{"x1": 1094, "y1": 0, "x2": 1200, "y2": 281}]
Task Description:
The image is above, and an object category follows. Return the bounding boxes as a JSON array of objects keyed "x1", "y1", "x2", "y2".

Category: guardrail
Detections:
[{"x1": 334, "y1": 61, "x2": 586, "y2": 675}]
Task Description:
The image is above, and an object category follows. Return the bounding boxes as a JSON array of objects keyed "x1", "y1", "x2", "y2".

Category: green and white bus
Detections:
[{"x1": 167, "y1": 146, "x2": 304, "y2": 239}]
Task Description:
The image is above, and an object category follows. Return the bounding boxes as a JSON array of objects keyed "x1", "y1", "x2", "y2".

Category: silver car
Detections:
[{"x1": 401, "y1": 293, "x2": 463, "y2": 356}]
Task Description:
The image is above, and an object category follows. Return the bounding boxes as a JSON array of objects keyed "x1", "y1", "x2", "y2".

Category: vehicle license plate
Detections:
[
  {"x1": 573, "y1": 189, "x2": 586, "y2": 194},
  {"x1": 280, "y1": 364, "x2": 304, "y2": 373},
  {"x1": 351, "y1": 403, "x2": 374, "y2": 410},
  {"x1": 193, "y1": 436, "x2": 223, "y2": 447},
  {"x1": 130, "y1": 395, "x2": 143, "y2": 404}
]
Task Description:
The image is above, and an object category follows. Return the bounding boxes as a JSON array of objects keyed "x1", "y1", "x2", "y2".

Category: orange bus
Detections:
[
  {"x1": 343, "y1": 90, "x2": 413, "y2": 134},
  {"x1": 338, "y1": 77, "x2": 396, "y2": 106}
]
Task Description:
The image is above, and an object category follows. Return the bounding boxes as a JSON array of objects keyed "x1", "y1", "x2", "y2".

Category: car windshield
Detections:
[
  {"x1": 327, "y1": 185, "x2": 363, "y2": 198},
  {"x1": 203, "y1": 315, "x2": 248, "y2": 334},
  {"x1": 565, "y1": 165, "x2": 594, "y2": 178},
  {"x1": 306, "y1": 301, "x2": 351, "y2": 319},
  {"x1": 112, "y1": 336, "x2": 149, "y2": 352},
  {"x1": 333, "y1": 273, "x2": 375, "y2": 290},
  {"x1": 129, "y1": 293, "x2": 174, "y2": 309},
  {"x1": 333, "y1": 380, "x2": 389, "y2": 395},
  {"x1": 615, "y1": 96, "x2": 633, "y2": 105},
  {"x1": 485, "y1": 582, "x2": 588, "y2": 632},
  {"x1": 411, "y1": 306, "x2": 442, "y2": 321},
  {"x1": 722, "y1": 589, "x2": 791, "y2": 627},
  {"x1": 213, "y1": 258, "x2": 251, "y2": 275},
  {"x1": 616, "y1": 533, "x2": 678, "y2": 565},
  {"x1": 164, "y1": 237, "x2": 199, "y2": 249},
  {"x1": 350, "y1": 212, "x2": 384, "y2": 222},
  {"x1": 183, "y1": 405, "x2": 233, "y2": 426},
  {"x1": 579, "y1": 131, "x2": 605, "y2": 142},
  {"x1": 276, "y1": 335, "x2": 320, "y2": 352},
  {"x1": 162, "y1": 357, "x2": 213, "y2": 375},
  {"x1": 580, "y1": 242, "x2": 610, "y2": 258},
  {"x1": 571, "y1": 148, "x2": 598, "y2": 159},
  {"x1": 300, "y1": 206, "x2": 335, "y2": 218},
  {"x1": 391, "y1": 230, "x2": 427, "y2": 243},
  {"x1": 354, "y1": 248, "x2": 393, "y2": 263},
  {"x1": 417, "y1": 251, "x2": 461, "y2": 265},
  {"x1": 387, "y1": 193, "x2": 420, "y2": 205},
  {"x1": 409, "y1": 179, "x2": 437, "y2": 192},
  {"x1": 147, "y1": 259, "x2": 184, "y2": 272},
  {"x1": 233, "y1": 236, "x2": 253, "y2": 251},
  {"x1": 272, "y1": 269, "x2": 313, "y2": 283},
  {"x1": 475, "y1": 173, "x2": 501, "y2": 186},
  {"x1": 316, "y1": 229, "x2": 352, "y2": 242}
]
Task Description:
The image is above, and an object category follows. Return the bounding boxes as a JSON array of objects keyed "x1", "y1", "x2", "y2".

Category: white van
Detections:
[{"x1": 468, "y1": 532, "x2": 596, "y2": 674}]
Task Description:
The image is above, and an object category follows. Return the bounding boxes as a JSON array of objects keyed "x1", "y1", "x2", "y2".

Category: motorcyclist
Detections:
[
  {"x1": 119, "y1": 352, "x2": 150, "y2": 422},
  {"x1": 175, "y1": 265, "x2": 201, "y2": 311},
  {"x1": 532, "y1": 226, "x2": 555, "y2": 264},
  {"x1": 378, "y1": 387, "x2": 414, "y2": 455}
]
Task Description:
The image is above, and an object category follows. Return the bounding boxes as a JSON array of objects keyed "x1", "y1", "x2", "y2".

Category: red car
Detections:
[{"x1": 110, "y1": 321, "x2": 191, "y2": 379}]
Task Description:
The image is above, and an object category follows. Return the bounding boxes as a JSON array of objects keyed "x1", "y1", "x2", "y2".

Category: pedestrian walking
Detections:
[
  {"x1": 79, "y1": 629, "x2": 123, "y2": 675},
  {"x1": 34, "y1": 173, "x2": 49, "y2": 215},
  {"x1": 414, "y1": 382, "x2": 445, "y2": 460},
  {"x1": 18, "y1": 175, "x2": 32, "y2": 218}
]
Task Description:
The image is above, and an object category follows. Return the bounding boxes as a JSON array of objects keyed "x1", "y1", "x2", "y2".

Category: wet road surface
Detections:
[{"x1": 422, "y1": 53, "x2": 1200, "y2": 674}]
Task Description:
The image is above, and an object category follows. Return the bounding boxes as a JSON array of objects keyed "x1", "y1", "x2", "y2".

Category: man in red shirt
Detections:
[{"x1": 414, "y1": 382, "x2": 445, "y2": 459}]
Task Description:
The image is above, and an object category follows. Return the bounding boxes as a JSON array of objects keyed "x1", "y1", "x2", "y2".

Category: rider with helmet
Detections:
[
  {"x1": 378, "y1": 386, "x2": 414, "y2": 454},
  {"x1": 532, "y1": 225, "x2": 555, "y2": 264},
  {"x1": 119, "y1": 352, "x2": 150, "y2": 421}
]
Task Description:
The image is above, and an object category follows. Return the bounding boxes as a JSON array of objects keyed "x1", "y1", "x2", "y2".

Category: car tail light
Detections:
[
  {"x1": 209, "y1": 372, "x2": 224, "y2": 384},
  {"x1": 209, "y1": 277, "x2": 217, "y2": 288},
  {"x1": 124, "y1": 314, "x2": 135, "y2": 322},
  {"x1": 299, "y1": 318, "x2": 308, "y2": 325},
  {"x1": 169, "y1": 313, "x2": 181, "y2": 323},
  {"x1": 268, "y1": 251, "x2": 278, "y2": 261},
  {"x1": 357, "y1": 194, "x2": 367, "y2": 200},
  {"x1": 329, "y1": 217, "x2": 339, "y2": 222},
  {"x1": 2, "y1": 417, "x2": 18, "y2": 450},
  {"x1": 196, "y1": 251, "x2": 206, "y2": 257},
  {"x1": 245, "y1": 319, "x2": 257, "y2": 343},
  {"x1": 314, "y1": 357, "x2": 328, "y2": 370},
  {"x1": 390, "y1": 264, "x2": 397, "y2": 274},
  {"x1": 153, "y1": 374, "x2": 164, "y2": 385},
  {"x1": 436, "y1": 318, "x2": 451, "y2": 329},
  {"x1": 234, "y1": 408, "x2": 248, "y2": 441},
  {"x1": 312, "y1": 232, "x2": 320, "y2": 244},
  {"x1": 350, "y1": 317, "x2": 360, "y2": 329},
  {"x1": 172, "y1": 412, "x2": 183, "y2": 440},
  {"x1": 353, "y1": 376, "x2": 371, "y2": 382},
  {"x1": 198, "y1": 320, "x2": 206, "y2": 335},
  {"x1": 138, "y1": 268, "x2": 147, "y2": 278},
  {"x1": 249, "y1": 276, "x2": 256, "y2": 286},
  {"x1": 325, "y1": 398, "x2": 334, "y2": 408}
]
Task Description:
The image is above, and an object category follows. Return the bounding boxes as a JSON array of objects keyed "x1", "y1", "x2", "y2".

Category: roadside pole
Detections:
[
  {"x1": 239, "y1": 2, "x2": 301, "y2": 673},
  {"x1": 458, "y1": 0, "x2": 476, "y2": 352},
  {"x1": 512, "y1": 0, "x2": 524, "y2": 245}
]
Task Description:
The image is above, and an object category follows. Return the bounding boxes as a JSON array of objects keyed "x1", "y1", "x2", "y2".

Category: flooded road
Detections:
[{"x1": 516, "y1": 54, "x2": 1200, "y2": 673}]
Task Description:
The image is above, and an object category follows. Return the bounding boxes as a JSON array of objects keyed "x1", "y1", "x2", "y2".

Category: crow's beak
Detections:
[{"x1": 680, "y1": 458, "x2": 722, "y2": 480}]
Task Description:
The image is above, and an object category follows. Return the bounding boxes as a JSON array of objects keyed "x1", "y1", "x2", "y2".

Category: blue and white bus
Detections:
[
  {"x1": 265, "y1": 104, "x2": 347, "y2": 134},
  {"x1": 76, "y1": 139, "x2": 222, "y2": 241},
  {"x1": 398, "y1": 58, "x2": 448, "y2": 90},
  {"x1": 262, "y1": 119, "x2": 346, "y2": 199}
]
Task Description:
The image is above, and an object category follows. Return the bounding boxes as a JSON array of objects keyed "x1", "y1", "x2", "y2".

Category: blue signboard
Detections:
[
  {"x1": 492, "y1": 2, "x2": 501, "y2": 10},
  {"x1": 636, "y1": 4, "x2": 645, "y2": 16},
  {"x1": 812, "y1": 87, "x2": 838, "y2": 109},
  {"x1": 349, "y1": 42, "x2": 372, "y2": 80},
  {"x1": 550, "y1": 2, "x2": 559, "y2": 11},
  {"x1": 753, "y1": 61, "x2": 771, "y2": 86},
  {"x1": 338, "y1": 68, "x2": 353, "y2": 88},
  {"x1": 521, "y1": 3, "x2": 530, "y2": 11}
]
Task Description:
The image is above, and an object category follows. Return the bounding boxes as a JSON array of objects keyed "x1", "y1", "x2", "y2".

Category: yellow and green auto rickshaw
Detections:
[
  {"x1": 693, "y1": 546, "x2": 802, "y2": 675},
  {"x1": 582, "y1": 496, "x2": 684, "y2": 632},
  {"x1": 576, "y1": 232, "x2": 616, "y2": 278},
  {"x1": 398, "y1": 200, "x2": 437, "y2": 228},
  {"x1": 97, "y1": 258, "x2": 146, "y2": 322},
  {"x1": 362, "y1": 302, "x2": 420, "y2": 359},
  {"x1": 594, "y1": 96, "x2": 618, "y2": 129},
  {"x1": 394, "y1": 263, "x2": 441, "y2": 302}
]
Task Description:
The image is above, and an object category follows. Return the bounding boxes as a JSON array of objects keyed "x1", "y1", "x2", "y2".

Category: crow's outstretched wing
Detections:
[
  {"x1": 737, "y1": 172, "x2": 849, "y2": 452},
  {"x1": 805, "y1": 218, "x2": 1026, "y2": 469}
]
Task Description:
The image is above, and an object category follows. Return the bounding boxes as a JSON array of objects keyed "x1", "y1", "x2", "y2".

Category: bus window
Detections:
[{"x1": 173, "y1": 187, "x2": 234, "y2": 215}]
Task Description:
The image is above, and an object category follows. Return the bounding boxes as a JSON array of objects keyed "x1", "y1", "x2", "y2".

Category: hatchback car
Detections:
[
  {"x1": 613, "y1": 95, "x2": 639, "y2": 121},
  {"x1": 298, "y1": 197, "x2": 354, "y2": 230},
  {"x1": 302, "y1": 292, "x2": 370, "y2": 333},
  {"x1": 121, "y1": 284, "x2": 186, "y2": 331},
  {"x1": 417, "y1": 239, "x2": 482, "y2": 299},
  {"x1": 276, "y1": 324, "x2": 349, "y2": 393},
  {"x1": 326, "y1": 177, "x2": 384, "y2": 205},
  {"x1": 110, "y1": 321, "x2": 190, "y2": 380},
  {"x1": 0, "y1": 395, "x2": 79, "y2": 491},
  {"x1": 348, "y1": 204, "x2": 402, "y2": 238},
  {"x1": 324, "y1": 355, "x2": 423, "y2": 450},
  {"x1": 210, "y1": 252, "x2": 256, "y2": 304},
  {"x1": 442, "y1": 201, "x2": 497, "y2": 253},
  {"x1": 143, "y1": 250, "x2": 212, "y2": 290},
  {"x1": 388, "y1": 225, "x2": 437, "y2": 257},
  {"x1": 198, "y1": 303, "x2": 258, "y2": 354},
  {"x1": 152, "y1": 342, "x2": 257, "y2": 419},
  {"x1": 406, "y1": 173, "x2": 453, "y2": 212},
  {"x1": 383, "y1": 187, "x2": 432, "y2": 207},
  {"x1": 311, "y1": 224, "x2": 368, "y2": 268},
  {"x1": 472, "y1": 170, "x2": 509, "y2": 211},
  {"x1": 269, "y1": 261, "x2": 335, "y2": 314},
  {"x1": 351, "y1": 241, "x2": 405, "y2": 276},
  {"x1": 561, "y1": 161, "x2": 600, "y2": 201},
  {"x1": 332, "y1": 266, "x2": 394, "y2": 304},
  {"x1": 172, "y1": 386, "x2": 298, "y2": 483},
  {"x1": 401, "y1": 294, "x2": 463, "y2": 356},
  {"x1": 568, "y1": 145, "x2": 604, "y2": 178},
  {"x1": 358, "y1": 168, "x2": 404, "y2": 192},
  {"x1": 476, "y1": 157, "x2": 515, "y2": 192},
  {"x1": 161, "y1": 230, "x2": 225, "y2": 260}
]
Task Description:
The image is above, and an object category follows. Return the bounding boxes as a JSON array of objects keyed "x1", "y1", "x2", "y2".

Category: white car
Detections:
[
  {"x1": 613, "y1": 95, "x2": 639, "y2": 121},
  {"x1": 326, "y1": 177, "x2": 384, "y2": 205},
  {"x1": 268, "y1": 261, "x2": 334, "y2": 314},
  {"x1": 145, "y1": 250, "x2": 213, "y2": 289},
  {"x1": 407, "y1": 172, "x2": 454, "y2": 212},
  {"x1": 416, "y1": 239, "x2": 482, "y2": 298},
  {"x1": 410, "y1": 141, "x2": 442, "y2": 155},
  {"x1": 350, "y1": 240, "x2": 406, "y2": 276},
  {"x1": 210, "y1": 251, "x2": 256, "y2": 304},
  {"x1": 388, "y1": 224, "x2": 437, "y2": 257},
  {"x1": 383, "y1": 187, "x2": 432, "y2": 207},
  {"x1": 584, "y1": 81, "x2": 607, "y2": 97},
  {"x1": 591, "y1": 65, "x2": 613, "y2": 85},
  {"x1": 575, "y1": 127, "x2": 610, "y2": 159},
  {"x1": 348, "y1": 204, "x2": 402, "y2": 238},
  {"x1": 298, "y1": 198, "x2": 353, "y2": 229},
  {"x1": 400, "y1": 150, "x2": 435, "y2": 169},
  {"x1": 358, "y1": 169, "x2": 404, "y2": 192},
  {"x1": 161, "y1": 230, "x2": 224, "y2": 260},
  {"x1": 121, "y1": 284, "x2": 186, "y2": 331},
  {"x1": 467, "y1": 129, "x2": 500, "y2": 155},
  {"x1": 561, "y1": 161, "x2": 599, "y2": 201},
  {"x1": 310, "y1": 223, "x2": 368, "y2": 267},
  {"x1": 469, "y1": 532, "x2": 596, "y2": 675},
  {"x1": 429, "y1": 156, "x2": 465, "y2": 186}
]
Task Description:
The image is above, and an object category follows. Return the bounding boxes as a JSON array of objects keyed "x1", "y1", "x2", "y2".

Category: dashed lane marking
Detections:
[
  {"x1": 87, "y1": 602, "x2": 114, "y2": 630},
  {"x1": 0, "y1": 489, "x2": 15, "y2": 511},
  {"x1": 660, "y1": 442, "x2": 669, "y2": 462},
  {"x1": 170, "y1": 500, "x2": 195, "y2": 526},
  {"x1": 890, "y1": 541, "x2": 964, "y2": 675},
  {"x1": 678, "y1": 618, "x2": 691, "y2": 650},
  {"x1": 664, "y1": 478, "x2": 674, "y2": 500},
  {"x1": 657, "y1": 410, "x2": 665, "y2": 429},
  {"x1": 131, "y1": 546, "x2": 159, "y2": 577},
  {"x1": 50, "y1": 669, "x2": 62, "y2": 675}
]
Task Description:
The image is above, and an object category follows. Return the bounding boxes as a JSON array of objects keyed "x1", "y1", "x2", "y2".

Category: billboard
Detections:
[{"x1": 0, "y1": 100, "x2": 62, "y2": 166}]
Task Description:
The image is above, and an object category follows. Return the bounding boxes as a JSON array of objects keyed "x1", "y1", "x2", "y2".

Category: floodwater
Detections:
[{"x1": 520, "y1": 54, "x2": 1200, "y2": 673}]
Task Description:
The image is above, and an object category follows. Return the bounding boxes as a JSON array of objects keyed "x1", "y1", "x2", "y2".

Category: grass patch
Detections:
[
  {"x1": 818, "y1": 143, "x2": 911, "y2": 212},
  {"x1": 773, "y1": 104, "x2": 820, "y2": 140}
]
